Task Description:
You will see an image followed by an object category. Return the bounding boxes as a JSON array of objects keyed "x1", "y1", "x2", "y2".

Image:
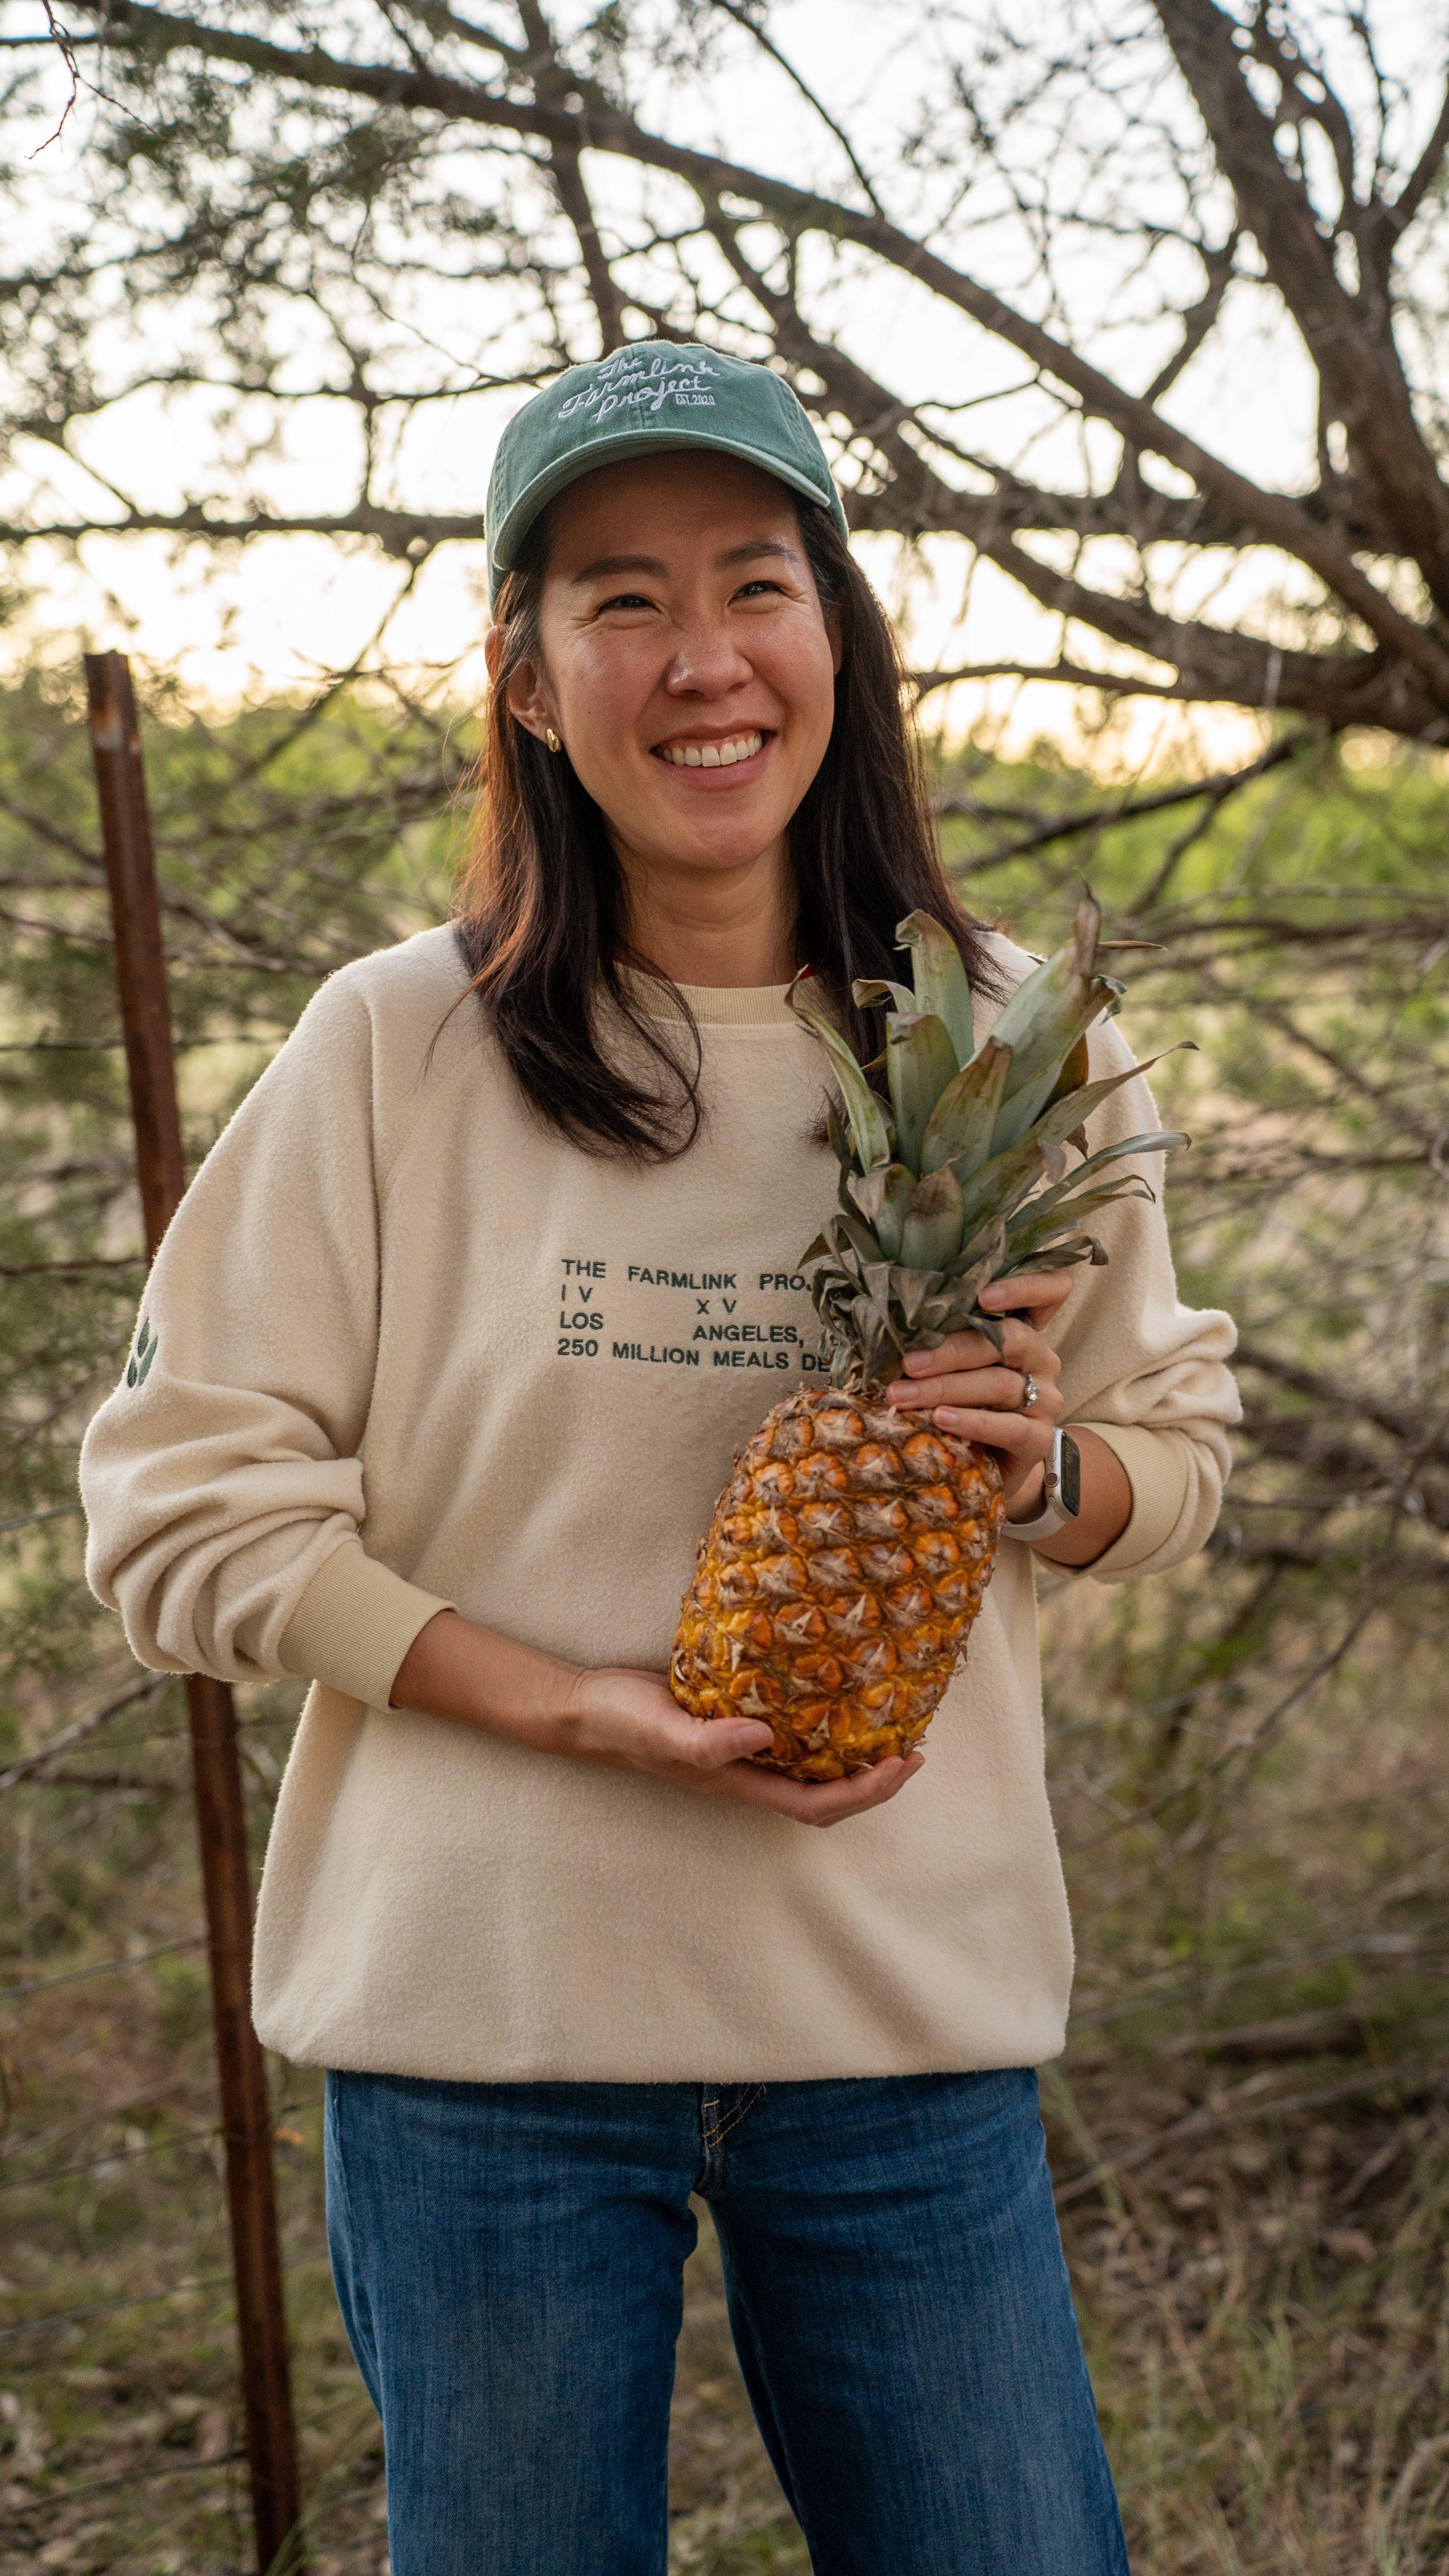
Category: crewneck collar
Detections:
[{"x1": 619, "y1": 968, "x2": 797, "y2": 1028}]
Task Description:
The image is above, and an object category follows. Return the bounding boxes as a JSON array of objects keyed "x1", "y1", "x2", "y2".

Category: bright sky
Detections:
[{"x1": 2, "y1": 0, "x2": 1438, "y2": 772}]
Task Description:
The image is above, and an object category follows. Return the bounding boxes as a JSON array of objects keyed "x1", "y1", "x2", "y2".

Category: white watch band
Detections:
[{"x1": 1001, "y1": 1427, "x2": 1078, "y2": 1543}]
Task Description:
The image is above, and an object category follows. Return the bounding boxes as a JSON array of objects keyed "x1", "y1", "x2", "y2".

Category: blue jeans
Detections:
[{"x1": 324, "y1": 2066, "x2": 1128, "y2": 2576}]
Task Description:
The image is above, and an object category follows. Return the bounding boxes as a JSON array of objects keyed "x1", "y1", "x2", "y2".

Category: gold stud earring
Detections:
[{"x1": 544, "y1": 727, "x2": 561, "y2": 753}]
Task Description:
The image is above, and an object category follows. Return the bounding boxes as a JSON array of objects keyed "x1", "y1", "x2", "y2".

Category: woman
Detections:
[{"x1": 82, "y1": 341, "x2": 1238, "y2": 2576}]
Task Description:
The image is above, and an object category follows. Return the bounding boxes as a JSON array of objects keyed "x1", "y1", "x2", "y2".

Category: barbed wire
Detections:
[
  {"x1": 0, "y1": 2248, "x2": 329, "y2": 2344},
  {"x1": 7, "y1": 2445, "x2": 249, "y2": 2512},
  {"x1": 0, "y1": 2074, "x2": 196, "y2": 2159},
  {"x1": 0, "y1": 2099, "x2": 306, "y2": 2196},
  {"x1": 0, "y1": 1029, "x2": 290, "y2": 1051},
  {"x1": 0, "y1": 1500, "x2": 86, "y2": 1536},
  {"x1": 0, "y1": 1255, "x2": 147, "y2": 1276},
  {"x1": 0, "y1": 1935, "x2": 207, "y2": 2005},
  {"x1": 27, "y1": 1710, "x2": 297, "y2": 1756},
  {"x1": 21, "y1": 1768, "x2": 185, "y2": 1797},
  {"x1": 0, "y1": 1673, "x2": 173, "y2": 1793},
  {"x1": 1069, "y1": 1932, "x2": 1441, "y2": 2030}
]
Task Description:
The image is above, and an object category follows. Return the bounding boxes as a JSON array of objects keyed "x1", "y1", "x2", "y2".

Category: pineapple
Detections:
[{"x1": 670, "y1": 895, "x2": 1186, "y2": 1781}]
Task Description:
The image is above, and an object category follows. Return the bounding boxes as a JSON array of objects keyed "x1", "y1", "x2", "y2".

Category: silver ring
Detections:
[{"x1": 1017, "y1": 1371, "x2": 1040, "y2": 1415}]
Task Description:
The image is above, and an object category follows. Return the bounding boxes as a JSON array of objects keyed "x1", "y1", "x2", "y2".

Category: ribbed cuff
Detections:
[
  {"x1": 1073, "y1": 1422, "x2": 1191, "y2": 1583},
  {"x1": 279, "y1": 1540, "x2": 454, "y2": 1707}
]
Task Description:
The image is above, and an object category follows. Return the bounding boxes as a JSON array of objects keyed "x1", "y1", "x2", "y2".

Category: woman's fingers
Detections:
[
  {"x1": 979, "y1": 1271, "x2": 1076, "y2": 1332},
  {"x1": 619, "y1": 1691, "x2": 773, "y2": 1771},
  {"x1": 928, "y1": 1404, "x2": 1053, "y2": 1448},
  {"x1": 893, "y1": 1363, "x2": 1049, "y2": 1412},
  {"x1": 679, "y1": 1714, "x2": 776, "y2": 1769},
  {"x1": 637, "y1": 1691, "x2": 925, "y2": 1822},
  {"x1": 924, "y1": 1374, "x2": 1064, "y2": 1431},
  {"x1": 676, "y1": 1717, "x2": 923, "y2": 1823},
  {"x1": 888, "y1": 1271, "x2": 1075, "y2": 1384},
  {"x1": 562, "y1": 1671, "x2": 770, "y2": 1772},
  {"x1": 897, "y1": 1328, "x2": 996, "y2": 1379},
  {"x1": 895, "y1": 1315, "x2": 1063, "y2": 1393},
  {"x1": 562, "y1": 1671, "x2": 925, "y2": 1827},
  {"x1": 703, "y1": 1750, "x2": 925, "y2": 1824},
  {"x1": 883, "y1": 1304, "x2": 1068, "y2": 1500},
  {"x1": 889, "y1": 1343, "x2": 1061, "y2": 1414}
]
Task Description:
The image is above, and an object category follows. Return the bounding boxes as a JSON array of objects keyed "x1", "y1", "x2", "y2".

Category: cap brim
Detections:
[{"x1": 488, "y1": 425, "x2": 848, "y2": 593}]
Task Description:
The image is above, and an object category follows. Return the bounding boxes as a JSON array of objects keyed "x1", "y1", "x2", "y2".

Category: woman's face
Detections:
[{"x1": 499, "y1": 450, "x2": 840, "y2": 889}]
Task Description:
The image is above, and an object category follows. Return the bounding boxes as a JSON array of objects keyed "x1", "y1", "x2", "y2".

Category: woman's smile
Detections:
[{"x1": 653, "y1": 727, "x2": 769, "y2": 778}]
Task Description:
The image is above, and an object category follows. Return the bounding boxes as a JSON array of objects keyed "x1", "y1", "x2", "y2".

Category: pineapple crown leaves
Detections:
[{"x1": 788, "y1": 894, "x2": 1190, "y2": 1392}]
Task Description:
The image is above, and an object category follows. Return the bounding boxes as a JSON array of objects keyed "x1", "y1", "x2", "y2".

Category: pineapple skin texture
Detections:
[{"x1": 670, "y1": 1387, "x2": 1006, "y2": 1782}]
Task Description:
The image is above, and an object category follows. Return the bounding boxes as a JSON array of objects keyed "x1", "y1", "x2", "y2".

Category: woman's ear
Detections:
[
  {"x1": 501, "y1": 645, "x2": 556, "y2": 746},
  {"x1": 826, "y1": 608, "x2": 844, "y2": 677}
]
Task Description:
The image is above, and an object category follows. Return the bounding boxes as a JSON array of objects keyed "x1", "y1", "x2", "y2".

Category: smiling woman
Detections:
[{"x1": 79, "y1": 340, "x2": 1238, "y2": 2576}]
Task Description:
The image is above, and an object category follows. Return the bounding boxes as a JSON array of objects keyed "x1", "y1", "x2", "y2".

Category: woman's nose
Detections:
[{"x1": 664, "y1": 622, "x2": 752, "y2": 696}]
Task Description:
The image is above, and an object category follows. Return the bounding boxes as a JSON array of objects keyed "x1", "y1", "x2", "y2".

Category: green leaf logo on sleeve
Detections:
[{"x1": 126, "y1": 1314, "x2": 158, "y2": 1389}]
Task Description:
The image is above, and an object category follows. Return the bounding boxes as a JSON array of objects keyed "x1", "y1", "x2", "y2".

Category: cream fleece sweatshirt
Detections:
[{"x1": 80, "y1": 924, "x2": 1238, "y2": 2081}]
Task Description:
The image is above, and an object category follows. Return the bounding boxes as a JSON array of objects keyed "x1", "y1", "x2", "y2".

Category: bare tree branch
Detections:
[
  {"x1": 1153, "y1": 0, "x2": 1449, "y2": 613},
  {"x1": 1390, "y1": 79, "x2": 1449, "y2": 242},
  {"x1": 6, "y1": 1, "x2": 1449, "y2": 743},
  {"x1": 39, "y1": 0, "x2": 1449, "y2": 710},
  {"x1": 938, "y1": 729, "x2": 1319, "y2": 872},
  {"x1": 706, "y1": 0, "x2": 886, "y2": 219},
  {"x1": 516, "y1": 0, "x2": 629, "y2": 352}
]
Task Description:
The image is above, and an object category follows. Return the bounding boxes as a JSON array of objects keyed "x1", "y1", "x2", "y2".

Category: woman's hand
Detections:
[
  {"x1": 885, "y1": 1270, "x2": 1072, "y2": 1516},
  {"x1": 559, "y1": 1666, "x2": 922, "y2": 1825},
  {"x1": 390, "y1": 1611, "x2": 921, "y2": 1827}
]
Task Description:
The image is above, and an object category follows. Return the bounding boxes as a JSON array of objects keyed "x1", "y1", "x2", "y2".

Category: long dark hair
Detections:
[{"x1": 453, "y1": 497, "x2": 1000, "y2": 1158}]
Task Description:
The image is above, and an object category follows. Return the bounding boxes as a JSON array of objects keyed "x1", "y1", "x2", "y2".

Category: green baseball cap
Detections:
[{"x1": 485, "y1": 341, "x2": 848, "y2": 600}]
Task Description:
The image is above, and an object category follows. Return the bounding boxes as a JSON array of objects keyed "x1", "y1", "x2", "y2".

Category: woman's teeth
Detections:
[{"x1": 659, "y1": 732, "x2": 764, "y2": 769}]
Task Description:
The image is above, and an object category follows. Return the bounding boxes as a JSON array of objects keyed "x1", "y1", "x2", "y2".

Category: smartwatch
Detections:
[{"x1": 1001, "y1": 1427, "x2": 1081, "y2": 1543}]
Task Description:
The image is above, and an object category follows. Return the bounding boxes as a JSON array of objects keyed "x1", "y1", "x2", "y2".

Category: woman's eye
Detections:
[
  {"x1": 596, "y1": 591, "x2": 655, "y2": 614},
  {"x1": 735, "y1": 580, "x2": 785, "y2": 601}
]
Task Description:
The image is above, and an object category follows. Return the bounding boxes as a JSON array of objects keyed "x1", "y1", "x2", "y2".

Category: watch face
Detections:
[{"x1": 1060, "y1": 1432, "x2": 1082, "y2": 1517}]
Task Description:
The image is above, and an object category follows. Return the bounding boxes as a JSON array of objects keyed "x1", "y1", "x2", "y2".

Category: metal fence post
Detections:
[{"x1": 85, "y1": 651, "x2": 303, "y2": 2575}]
